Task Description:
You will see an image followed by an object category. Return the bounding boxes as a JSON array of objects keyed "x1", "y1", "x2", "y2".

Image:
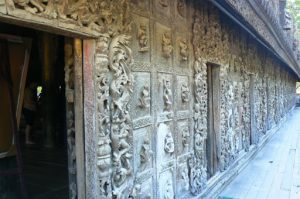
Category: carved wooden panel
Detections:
[{"x1": 0, "y1": 0, "x2": 6, "y2": 14}]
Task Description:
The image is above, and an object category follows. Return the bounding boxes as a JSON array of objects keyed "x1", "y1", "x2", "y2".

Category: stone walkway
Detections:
[{"x1": 220, "y1": 107, "x2": 300, "y2": 199}]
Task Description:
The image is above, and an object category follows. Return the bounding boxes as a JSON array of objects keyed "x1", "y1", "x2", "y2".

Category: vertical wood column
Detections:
[
  {"x1": 73, "y1": 38, "x2": 85, "y2": 199},
  {"x1": 82, "y1": 39, "x2": 98, "y2": 199},
  {"x1": 41, "y1": 33, "x2": 56, "y2": 148}
]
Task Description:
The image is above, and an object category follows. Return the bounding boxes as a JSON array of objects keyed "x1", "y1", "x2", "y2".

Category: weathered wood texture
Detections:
[
  {"x1": 74, "y1": 38, "x2": 85, "y2": 199},
  {"x1": 83, "y1": 39, "x2": 97, "y2": 199}
]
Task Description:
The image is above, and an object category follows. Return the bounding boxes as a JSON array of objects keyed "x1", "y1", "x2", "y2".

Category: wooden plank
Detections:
[
  {"x1": 83, "y1": 39, "x2": 98, "y2": 199},
  {"x1": 74, "y1": 38, "x2": 85, "y2": 199}
]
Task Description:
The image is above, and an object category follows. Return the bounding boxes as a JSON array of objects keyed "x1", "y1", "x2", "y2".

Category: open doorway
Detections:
[{"x1": 0, "y1": 22, "x2": 80, "y2": 199}]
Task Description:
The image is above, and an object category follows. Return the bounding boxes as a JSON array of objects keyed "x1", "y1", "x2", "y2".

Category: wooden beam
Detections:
[{"x1": 74, "y1": 38, "x2": 85, "y2": 199}]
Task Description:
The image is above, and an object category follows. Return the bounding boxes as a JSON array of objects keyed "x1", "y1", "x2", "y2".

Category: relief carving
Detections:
[
  {"x1": 164, "y1": 132, "x2": 175, "y2": 154},
  {"x1": 140, "y1": 137, "x2": 153, "y2": 170},
  {"x1": 138, "y1": 23, "x2": 149, "y2": 52},
  {"x1": 95, "y1": 35, "x2": 112, "y2": 198},
  {"x1": 179, "y1": 166, "x2": 189, "y2": 192},
  {"x1": 179, "y1": 38, "x2": 188, "y2": 61},
  {"x1": 7, "y1": 0, "x2": 132, "y2": 36},
  {"x1": 177, "y1": 0, "x2": 185, "y2": 17},
  {"x1": 163, "y1": 79, "x2": 173, "y2": 112},
  {"x1": 109, "y1": 34, "x2": 134, "y2": 196},
  {"x1": 181, "y1": 124, "x2": 190, "y2": 149},
  {"x1": 189, "y1": 12, "x2": 208, "y2": 194},
  {"x1": 139, "y1": 84, "x2": 151, "y2": 108},
  {"x1": 162, "y1": 32, "x2": 173, "y2": 58},
  {"x1": 181, "y1": 82, "x2": 190, "y2": 103}
]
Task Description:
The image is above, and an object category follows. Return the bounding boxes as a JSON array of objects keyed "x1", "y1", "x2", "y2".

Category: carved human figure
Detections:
[
  {"x1": 140, "y1": 137, "x2": 153, "y2": 167},
  {"x1": 162, "y1": 32, "x2": 173, "y2": 58},
  {"x1": 179, "y1": 39, "x2": 188, "y2": 61},
  {"x1": 163, "y1": 79, "x2": 172, "y2": 111},
  {"x1": 181, "y1": 82, "x2": 190, "y2": 103},
  {"x1": 139, "y1": 84, "x2": 151, "y2": 108},
  {"x1": 138, "y1": 23, "x2": 149, "y2": 52},
  {"x1": 181, "y1": 125, "x2": 190, "y2": 149},
  {"x1": 164, "y1": 132, "x2": 174, "y2": 154},
  {"x1": 177, "y1": 0, "x2": 185, "y2": 17}
]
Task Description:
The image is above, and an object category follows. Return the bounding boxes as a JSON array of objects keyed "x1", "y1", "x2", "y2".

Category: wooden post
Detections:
[
  {"x1": 74, "y1": 38, "x2": 85, "y2": 199},
  {"x1": 82, "y1": 39, "x2": 98, "y2": 199}
]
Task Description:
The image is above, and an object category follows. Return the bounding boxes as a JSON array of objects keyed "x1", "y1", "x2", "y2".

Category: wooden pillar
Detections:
[
  {"x1": 74, "y1": 38, "x2": 85, "y2": 199},
  {"x1": 82, "y1": 39, "x2": 97, "y2": 199},
  {"x1": 41, "y1": 33, "x2": 56, "y2": 148}
]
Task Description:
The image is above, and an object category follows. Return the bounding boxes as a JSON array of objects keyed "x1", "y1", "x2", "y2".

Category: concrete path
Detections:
[{"x1": 220, "y1": 107, "x2": 300, "y2": 199}]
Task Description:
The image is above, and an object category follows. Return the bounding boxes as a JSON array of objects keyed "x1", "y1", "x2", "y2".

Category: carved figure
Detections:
[
  {"x1": 163, "y1": 79, "x2": 172, "y2": 111},
  {"x1": 140, "y1": 137, "x2": 153, "y2": 166},
  {"x1": 181, "y1": 83, "x2": 190, "y2": 103},
  {"x1": 97, "y1": 136, "x2": 111, "y2": 176},
  {"x1": 139, "y1": 84, "x2": 151, "y2": 108},
  {"x1": 162, "y1": 32, "x2": 173, "y2": 58},
  {"x1": 138, "y1": 23, "x2": 149, "y2": 52},
  {"x1": 182, "y1": 125, "x2": 190, "y2": 149},
  {"x1": 179, "y1": 39, "x2": 188, "y2": 61},
  {"x1": 12, "y1": 0, "x2": 45, "y2": 14},
  {"x1": 189, "y1": 162, "x2": 207, "y2": 194},
  {"x1": 177, "y1": 0, "x2": 185, "y2": 17},
  {"x1": 109, "y1": 35, "x2": 134, "y2": 196},
  {"x1": 164, "y1": 132, "x2": 174, "y2": 154}
]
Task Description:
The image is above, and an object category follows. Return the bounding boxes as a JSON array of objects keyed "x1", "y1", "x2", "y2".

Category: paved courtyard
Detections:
[{"x1": 220, "y1": 107, "x2": 300, "y2": 199}]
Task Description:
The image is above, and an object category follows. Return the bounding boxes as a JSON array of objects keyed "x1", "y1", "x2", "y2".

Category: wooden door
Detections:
[
  {"x1": 0, "y1": 35, "x2": 31, "y2": 158},
  {"x1": 207, "y1": 63, "x2": 220, "y2": 178}
]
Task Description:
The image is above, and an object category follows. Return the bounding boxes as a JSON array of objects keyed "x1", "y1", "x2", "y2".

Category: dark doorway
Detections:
[
  {"x1": 206, "y1": 63, "x2": 220, "y2": 178},
  {"x1": 0, "y1": 22, "x2": 69, "y2": 199}
]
